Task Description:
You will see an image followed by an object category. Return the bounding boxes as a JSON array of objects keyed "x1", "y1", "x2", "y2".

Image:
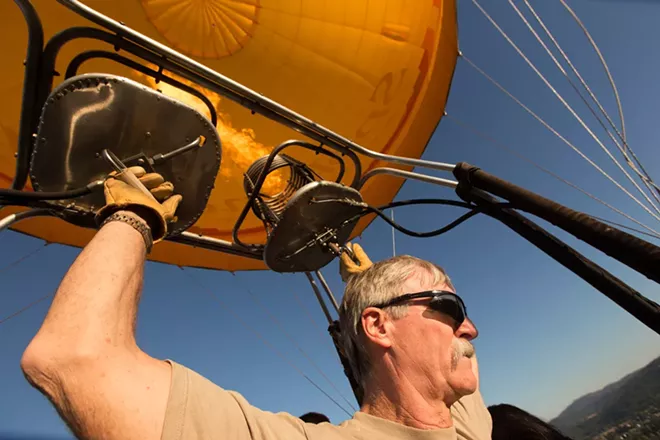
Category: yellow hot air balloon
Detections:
[
  {"x1": 1, "y1": 1, "x2": 659, "y2": 413},
  {"x1": 0, "y1": 0, "x2": 458, "y2": 271}
]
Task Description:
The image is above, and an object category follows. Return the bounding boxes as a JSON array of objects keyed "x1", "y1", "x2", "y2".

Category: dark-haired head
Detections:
[
  {"x1": 488, "y1": 404, "x2": 573, "y2": 440},
  {"x1": 300, "y1": 412, "x2": 330, "y2": 424}
]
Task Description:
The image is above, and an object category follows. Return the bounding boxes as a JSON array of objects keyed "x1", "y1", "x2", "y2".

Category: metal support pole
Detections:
[
  {"x1": 169, "y1": 232, "x2": 263, "y2": 261},
  {"x1": 359, "y1": 168, "x2": 459, "y2": 190},
  {"x1": 0, "y1": 209, "x2": 53, "y2": 233},
  {"x1": 304, "y1": 272, "x2": 333, "y2": 324},
  {"x1": 315, "y1": 270, "x2": 340, "y2": 312},
  {"x1": 12, "y1": 0, "x2": 44, "y2": 190}
]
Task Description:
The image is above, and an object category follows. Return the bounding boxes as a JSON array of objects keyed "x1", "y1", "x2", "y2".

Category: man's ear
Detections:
[{"x1": 361, "y1": 308, "x2": 393, "y2": 349}]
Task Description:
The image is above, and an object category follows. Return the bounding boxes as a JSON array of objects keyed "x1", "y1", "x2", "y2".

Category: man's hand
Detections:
[
  {"x1": 340, "y1": 242, "x2": 373, "y2": 282},
  {"x1": 96, "y1": 166, "x2": 182, "y2": 242}
]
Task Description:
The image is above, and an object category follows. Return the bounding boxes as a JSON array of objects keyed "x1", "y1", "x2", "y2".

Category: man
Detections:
[
  {"x1": 338, "y1": 243, "x2": 491, "y2": 439},
  {"x1": 20, "y1": 168, "x2": 491, "y2": 440}
]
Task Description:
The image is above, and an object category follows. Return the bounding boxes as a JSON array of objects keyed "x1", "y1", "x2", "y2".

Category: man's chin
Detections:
[{"x1": 450, "y1": 365, "x2": 478, "y2": 397}]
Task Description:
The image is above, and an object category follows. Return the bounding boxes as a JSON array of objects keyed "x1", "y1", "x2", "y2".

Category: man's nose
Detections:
[{"x1": 456, "y1": 317, "x2": 478, "y2": 341}]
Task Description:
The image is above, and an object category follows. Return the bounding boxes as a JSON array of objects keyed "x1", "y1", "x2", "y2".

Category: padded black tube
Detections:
[
  {"x1": 456, "y1": 184, "x2": 660, "y2": 335},
  {"x1": 454, "y1": 162, "x2": 660, "y2": 284}
]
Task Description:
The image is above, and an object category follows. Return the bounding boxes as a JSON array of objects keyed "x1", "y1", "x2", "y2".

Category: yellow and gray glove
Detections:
[
  {"x1": 339, "y1": 242, "x2": 373, "y2": 282},
  {"x1": 96, "y1": 166, "x2": 182, "y2": 243}
]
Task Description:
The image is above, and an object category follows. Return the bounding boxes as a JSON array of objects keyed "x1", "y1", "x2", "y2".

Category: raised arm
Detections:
[{"x1": 21, "y1": 167, "x2": 181, "y2": 440}]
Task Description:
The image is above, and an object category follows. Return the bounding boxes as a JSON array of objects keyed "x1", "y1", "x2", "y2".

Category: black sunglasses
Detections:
[{"x1": 369, "y1": 290, "x2": 468, "y2": 330}]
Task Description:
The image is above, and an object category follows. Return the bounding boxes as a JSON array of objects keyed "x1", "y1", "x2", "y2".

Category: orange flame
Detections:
[{"x1": 134, "y1": 66, "x2": 287, "y2": 196}]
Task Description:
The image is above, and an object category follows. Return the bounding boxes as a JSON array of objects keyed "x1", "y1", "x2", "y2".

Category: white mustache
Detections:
[
  {"x1": 458, "y1": 339, "x2": 475, "y2": 358},
  {"x1": 451, "y1": 339, "x2": 475, "y2": 369}
]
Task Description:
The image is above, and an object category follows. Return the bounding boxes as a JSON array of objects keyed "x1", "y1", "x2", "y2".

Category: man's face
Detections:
[{"x1": 376, "y1": 273, "x2": 479, "y2": 403}]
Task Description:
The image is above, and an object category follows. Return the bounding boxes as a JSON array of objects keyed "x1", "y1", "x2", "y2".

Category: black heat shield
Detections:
[{"x1": 28, "y1": 73, "x2": 222, "y2": 235}]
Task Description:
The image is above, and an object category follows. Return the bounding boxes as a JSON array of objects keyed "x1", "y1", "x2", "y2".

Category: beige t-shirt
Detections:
[{"x1": 161, "y1": 360, "x2": 492, "y2": 440}]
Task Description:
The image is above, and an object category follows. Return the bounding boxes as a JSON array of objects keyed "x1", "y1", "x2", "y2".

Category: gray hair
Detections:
[{"x1": 338, "y1": 255, "x2": 453, "y2": 389}]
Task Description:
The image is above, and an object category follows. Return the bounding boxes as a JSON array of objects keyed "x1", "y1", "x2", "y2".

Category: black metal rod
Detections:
[
  {"x1": 459, "y1": 186, "x2": 660, "y2": 335},
  {"x1": 309, "y1": 148, "x2": 346, "y2": 184},
  {"x1": 0, "y1": 180, "x2": 102, "y2": 202},
  {"x1": 64, "y1": 50, "x2": 218, "y2": 126},
  {"x1": 155, "y1": 137, "x2": 203, "y2": 164},
  {"x1": 315, "y1": 270, "x2": 340, "y2": 312},
  {"x1": 304, "y1": 272, "x2": 333, "y2": 324},
  {"x1": 0, "y1": 196, "x2": 263, "y2": 262},
  {"x1": 12, "y1": 0, "x2": 44, "y2": 190},
  {"x1": 453, "y1": 162, "x2": 660, "y2": 285},
  {"x1": 167, "y1": 232, "x2": 263, "y2": 261}
]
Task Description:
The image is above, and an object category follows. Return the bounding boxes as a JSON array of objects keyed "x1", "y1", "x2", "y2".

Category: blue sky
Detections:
[{"x1": 1, "y1": 1, "x2": 660, "y2": 438}]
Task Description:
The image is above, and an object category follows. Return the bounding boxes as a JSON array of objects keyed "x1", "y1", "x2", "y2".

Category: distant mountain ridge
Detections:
[{"x1": 550, "y1": 355, "x2": 660, "y2": 439}]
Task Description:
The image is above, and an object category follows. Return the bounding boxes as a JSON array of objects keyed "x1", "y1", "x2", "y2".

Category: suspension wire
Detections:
[
  {"x1": 391, "y1": 210, "x2": 397, "y2": 257},
  {"x1": 444, "y1": 112, "x2": 660, "y2": 239},
  {"x1": 510, "y1": 1, "x2": 625, "y2": 163},
  {"x1": 467, "y1": 0, "x2": 660, "y2": 218},
  {"x1": 285, "y1": 274, "x2": 326, "y2": 332},
  {"x1": 180, "y1": 268, "x2": 353, "y2": 417},
  {"x1": 280, "y1": 273, "x2": 357, "y2": 388},
  {"x1": 521, "y1": 2, "x2": 626, "y2": 144},
  {"x1": 472, "y1": 0, "x2": 660, "y2": 215},
  {"x1": 510, "y1": 0, "x2": 660, "y2": 206},
  {"x1": 0, "y1": 243, "x2": 53, "y2": 327},
  {"x1": 0, "y1": 243, "x2": 48, "y2": 274},
  {"x1": 0, "y1": 292, "x2": 53, "y2": 327},
  {"x1": 558, "y1": 2, "x2": 626, "y2": 149},
  {"x1": 236, "y1": 277, "x2": 358, "y2": 412},
  {"x1": 558, "y1": 0, "x2": 659, "y2": 197},
  {"x1": 587, "y1": 214, "x2": 660, "y2": 242},
  {"x1": 460, "y1": 54, "x2": 660, "y2": 223}
]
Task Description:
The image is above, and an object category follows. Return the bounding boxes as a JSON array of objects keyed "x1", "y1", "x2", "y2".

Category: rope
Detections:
[
  {"x1": 467, "y1": 0, "x2": 660, "y2": 218},
  {"x1": 522, "y1": 1, "x2": 626, "y2": 144},
  {"x1": 510, "y1": 0, "x2": 660, "y2": 206},
  {"x1": 558, "y1": 1, "x2": 627, "y2": 149},
  {"x1": 558, "y1": 0, "x2": 659, "y2": 197},
  {"x1": 460, "y1": 54, "x2": 660, "y2": 223}
]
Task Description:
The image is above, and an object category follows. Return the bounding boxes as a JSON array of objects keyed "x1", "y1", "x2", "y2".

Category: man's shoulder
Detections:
[
  {"x1": 451, "y1": 391, "x2": 493, "y2": 440},
  {"x1": 163, "y1": 360, "x2": 350, "y2": 440},
  {"x1": 163, "y1": 362, "x2": 489, "y2": 440}
]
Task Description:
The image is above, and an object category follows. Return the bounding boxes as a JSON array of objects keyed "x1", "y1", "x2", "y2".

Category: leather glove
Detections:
[
  {"x1": 339, "y1": 242, "x2": 373, "y2": 282},
  {"x1": 96, "y1": 166, "x2": 183, "y2": 242}
]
